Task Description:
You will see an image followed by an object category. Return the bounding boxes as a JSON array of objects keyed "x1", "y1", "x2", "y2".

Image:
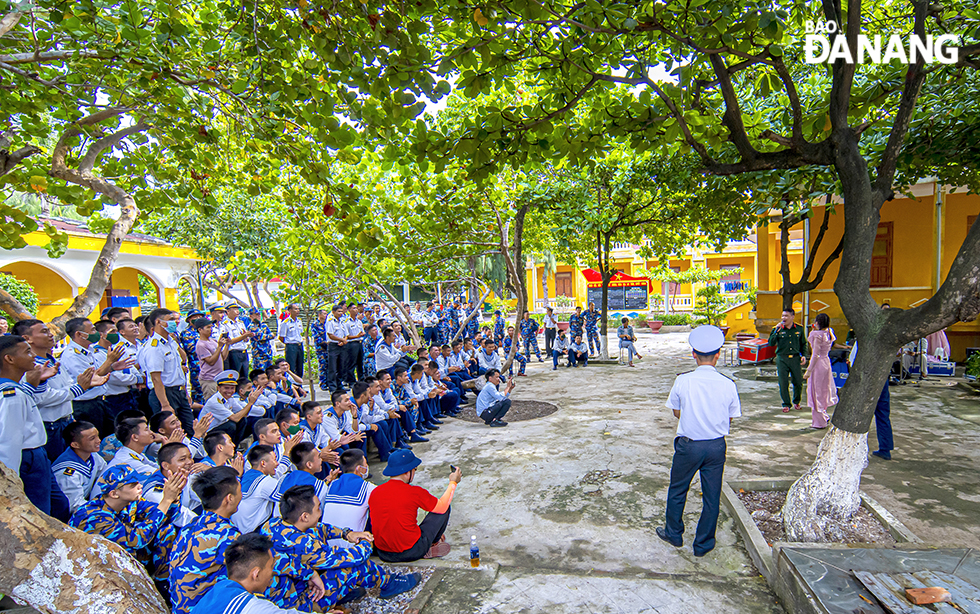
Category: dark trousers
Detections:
[
  {"x1": 285, "y1": 343, "x2": 304, "y2": 378},
  {"x1": 568, "y1": 350, "x2": 588, "y2": 367},
  {"x1": 544, "y1": 328, "x2": 556, "y2": 354},
  {"x1": 552, "y1": 349, "x2": 565, "y2": 368},
  {"x1": 328, "y1": 344, "x2": 344, "y2": 392},
  {"x1": 875, "y1": 383, "x2": 893, "y2": 452},
  {"x1": 343, "y1": 343, "x2": 362, "y2": 384},
  {"x1": 226, "y1": 349, "x2": 249, "y2": 378},
  {"x1": 43, "y1": 416, "x2": 71, "y2": 462},
  {"x1": 438, "y1": 390, "x2": 460, "y2": 415},
  {"x1": 480, "y1": 398, "x2": 511, "y2": 424},
  {"x1": 377, "y1": 507, "x2": 451, "y2": 562},
  {"x1": 366, "y1": 425, "x2": 392, "y2": 461},
  {"x1": 776, "y1": 355, "x2": 803, "y2": 407},
  {"x1": 379, "y1": 418, "x2": 404, "y2": 445},
  {"x1": 664, "y1": 436, "x2": 726, "y2": 556},
  {"x1": 72, "y1": 397, "x2": 110, "y2": 438},
  {"x1": 21, "y1": 447, "x2": 70, "y2": 522},
  {"x1": 316, "y1": 345, "x2": 331, "y2": 391},
  {"x1": 149, "y1": 385, "x2": 194, "y2": 437},
  {"x1": 423, "y1": 327, "x2": 438, "y2": 345},
  {"x1": 399, "y1": 408, "x2": 418, "y2": 434},
  {"x1": 104, "y1": 391, "x2": 139, "y2": 426},
  {"x1": 418, "y1": 398, "x2": 440, "y2": 425}
]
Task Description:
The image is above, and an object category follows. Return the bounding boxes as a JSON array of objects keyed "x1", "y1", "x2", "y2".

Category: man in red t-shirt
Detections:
[{"x1": 368, "y1": 449, "x2": 461, "y2": 562}]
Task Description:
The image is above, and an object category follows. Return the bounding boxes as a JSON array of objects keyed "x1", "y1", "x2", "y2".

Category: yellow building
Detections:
[
  {"x1": 1, "y1": 217, "x2": 200, "y2": 322},
  {"x1": 754, "y1": 181, "x2": 980, "y2": 361},
  {"x1": 525, "y1": 239, "x2": 759, "y2": 320}
]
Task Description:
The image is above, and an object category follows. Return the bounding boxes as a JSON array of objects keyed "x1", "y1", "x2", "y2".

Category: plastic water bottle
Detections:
[{"x1": 470, "y1": 535, "x2": 480, "y2": 567}]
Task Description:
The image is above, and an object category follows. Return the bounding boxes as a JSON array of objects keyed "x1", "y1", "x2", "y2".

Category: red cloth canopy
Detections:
[{"x1": 580, "y1": 268, "x2": 655, "y2": 291}]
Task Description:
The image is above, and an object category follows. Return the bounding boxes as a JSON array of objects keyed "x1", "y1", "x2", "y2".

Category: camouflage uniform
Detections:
[
  {"x1": 169, "y1": 511, "x2": 240, "y2": 613},
  {"x1": 501, "y1": 335, "x2": 527, "y2": 376},
  {"x1": 493, "y1": 315, "x2": 505, "y2": 346},
  {"x1": 247, "y1": 317, "x2": 275, "y2": 371},
  {"x1": 69, "y1": 493, "x2": 179, "y2": 581},
  {"x1": 259, "y1": 517, "x2": 390, "y2": 610},
  {"x1": 568, "y1": 312, "x2": 584, "y2": 341},
  {"x1": 519, "y1": 317, "x2": 542, "y2": 361},
  {"x1": 362, "y1": 334, "x2": 379, "y2": 378},
  {"x1": 312, "y1": 318, "x2": 330, "y2": 390},
  {"x1": 179, "y1": 326, "x2": 203, "y2": 404},
  {"x1": 583, "y1": 307, "x2": 601, "y2": 355}
]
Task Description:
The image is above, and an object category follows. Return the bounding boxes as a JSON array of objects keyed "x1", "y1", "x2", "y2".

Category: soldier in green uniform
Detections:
[{"x1": 768, "y1": 308, "x2": 809, "y2": 413}]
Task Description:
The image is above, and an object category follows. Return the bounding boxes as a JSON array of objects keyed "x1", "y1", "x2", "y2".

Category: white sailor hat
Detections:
[
  {"x1": 689, "y1": 325, "x2": 725, "y2": 353},
  {"x1": 216, "y1": 370, "x2": 240, "y2": 386}
]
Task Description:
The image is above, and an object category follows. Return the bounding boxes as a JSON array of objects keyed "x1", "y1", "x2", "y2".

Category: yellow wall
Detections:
[
  {"x1": 5, "y1": 230, "x2": 197, "y2": 323},
  {"x1": 0, "y1": 262, "x2": 74, "y2": 322},
  {"x1": 720, "y1": 300, "x2": 756, "y2": 338},
  {"x1": 756, "y1": 188, "x2": 980, "y2": 360}
]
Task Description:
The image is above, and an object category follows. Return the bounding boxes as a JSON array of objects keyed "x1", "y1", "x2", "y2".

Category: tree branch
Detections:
[
  {"x1": 78, "y1": 122, "x2": 150, "y2": 174},
  {"x1": 0, "y1": 49, "x2": 107, "y2": 64},
  {"x1": 0, "y1": 11, "x2": 22, "y2": 39},
  {"x1": 873, "y1": 0, "x2": 928, "y2": 200}
]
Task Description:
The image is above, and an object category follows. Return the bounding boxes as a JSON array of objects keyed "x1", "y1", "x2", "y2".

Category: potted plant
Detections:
[
  {"x1": 693, "y1": 284, "x2": 731, "y2": 337},
  {"x1": 647, "y1": 293, "x2": 665, "y2": 332},
  {"x1": 966, "y1": 352, "x2": 980, "y2": 382}
]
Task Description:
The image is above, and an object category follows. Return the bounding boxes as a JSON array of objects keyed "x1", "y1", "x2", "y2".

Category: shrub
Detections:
[
  {"x1": 0, "y1": 273, "x2": 39, "y2": 326},
  {"x1": 660, "y1": 313, "x2": 692, "y2": 326},
  {"x1": 967, "y1": 352, "x2": 980, "y2": 379}
]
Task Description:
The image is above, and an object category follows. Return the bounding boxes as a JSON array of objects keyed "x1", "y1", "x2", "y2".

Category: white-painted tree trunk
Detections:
[{"x1": 782, "y1": 426, "x2": 868, "y2": 542}]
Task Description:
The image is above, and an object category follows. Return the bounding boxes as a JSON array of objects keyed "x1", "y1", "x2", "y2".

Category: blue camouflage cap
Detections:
[
  {"x1": 248, "y1": 307, "x2": 261, "y2": 315},
  {"x1": 187, "y1": 309, "x2": 205, "y2": 319},
  {"x1": 97, "y1": 465, "x2": 142, "y2": 494}
]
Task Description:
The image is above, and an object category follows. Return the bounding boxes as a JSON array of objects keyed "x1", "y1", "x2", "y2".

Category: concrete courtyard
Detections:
[{"x1": 393, "y1": 331, "x2": 980, "y2": 613}]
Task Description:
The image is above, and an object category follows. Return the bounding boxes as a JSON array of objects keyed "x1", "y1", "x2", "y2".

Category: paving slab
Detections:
[{"x1": 366, "y1": 332, "x2": 979, "y2": 613}]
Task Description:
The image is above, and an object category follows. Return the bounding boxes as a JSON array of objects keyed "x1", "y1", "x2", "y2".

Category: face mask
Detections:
[
  {"x1": 106, "y1": 333, "x2": 120, "y2": 344},
  {"x1": 86, "y1": 332, "x2": 102, "y2": 343},
  {"x1": 165, "y1": 321, "x2": 180, "y2": 334}
]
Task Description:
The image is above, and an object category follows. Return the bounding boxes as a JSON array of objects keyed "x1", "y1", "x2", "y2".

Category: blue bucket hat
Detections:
[
  {"x1": 382, "y1": 449, "x2": 422, "y2": 477},
  {"x1": 98, "y1": 465, "x2": 141, "y2": 494}
]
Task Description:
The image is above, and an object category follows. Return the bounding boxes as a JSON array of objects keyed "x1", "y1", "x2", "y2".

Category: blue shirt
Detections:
[{"x1": 476, "y1": 382, "x2": 508, "y2": 415}]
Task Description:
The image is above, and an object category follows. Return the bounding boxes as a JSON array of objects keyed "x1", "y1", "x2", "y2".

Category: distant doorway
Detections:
[{"x1": 555, "y1": 273, "x2": 573, "y2": 297}]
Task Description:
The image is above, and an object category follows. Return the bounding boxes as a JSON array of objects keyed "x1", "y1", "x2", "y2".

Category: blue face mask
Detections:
[{"x1": 165, "y1": 320, "x2": 180, "y2": 334}]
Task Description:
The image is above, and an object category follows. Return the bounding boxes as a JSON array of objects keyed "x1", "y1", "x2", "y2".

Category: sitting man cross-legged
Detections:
[
  {"x1": 475, "y1": 368, "x2": 514, "y2": 427},
  {"x1": 368, "y1": 450, "x2": 461, "y2": 562},
  {"x1": 260, "y1": 485, "x2": 421, "y2": 611},
  {"x1": 170, "y1": 466, "x2": 289, "y2": 614},
  {"x1": 190, "y1": 533, "x2": 333, "y2": 614}
]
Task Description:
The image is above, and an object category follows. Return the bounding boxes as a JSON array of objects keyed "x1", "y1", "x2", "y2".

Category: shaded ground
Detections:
[
  {"x1": 354, "y1": 331, "x2": 978, "y2": 613},
  {"x1": 455, "y1": 399, "x2": 559, "y2": 424}
]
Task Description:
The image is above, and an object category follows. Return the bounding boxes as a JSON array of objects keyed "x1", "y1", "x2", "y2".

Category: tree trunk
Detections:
[
  {"x1": 48, "y1": 197, "x2": 139, "y2": 338},
  {"x1": 0, "y1": 462, "x2": 168, "y2": 614},
  {"x1": 500, "y1": 205, "x2": 529, "y2": 375},
  {"x1": 450, "y1": 284, "x2": 492, "y2": 345},
  {"x1": 783, "y1": 426, "x2": 868, "y2": 541},
  {"x1": 597, "y1": 230, "x2": 612, "y2": 360},
  {"x1": 782, "y1": 129, "x2": 904, "y2": 538},
  {"x1": 369, "y1": 284, "x2": 421, "y2": 347}
]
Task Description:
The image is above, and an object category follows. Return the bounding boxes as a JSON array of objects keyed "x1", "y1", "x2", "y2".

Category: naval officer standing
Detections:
[{"x1": 657, "y1": 325, "x2": 740, "y2": 558}]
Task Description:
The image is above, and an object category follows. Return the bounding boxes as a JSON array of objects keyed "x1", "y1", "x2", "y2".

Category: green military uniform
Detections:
[{"x1": 768, "y1": 323, "x2": 809, "y2": 409}]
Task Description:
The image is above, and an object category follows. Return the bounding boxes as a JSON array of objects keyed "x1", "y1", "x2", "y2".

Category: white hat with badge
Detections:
[{"x1": 689, "y1": 325, "x2": 725, "y2": 354}]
